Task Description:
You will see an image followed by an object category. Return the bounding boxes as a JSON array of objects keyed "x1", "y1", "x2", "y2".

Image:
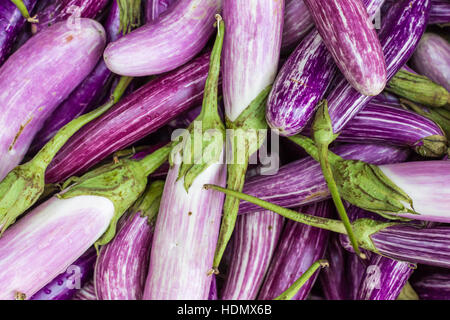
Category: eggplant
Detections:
[
  {"x1": 411, "y1": 268, "x2": 450, "y2": 300},
  {"x1": 220, "y1": 210, "x2": 284, "y2": 300},
  {"x1": 30, "y1": 247, "x2": 97, "y2": 300},
  {"x1": 0, "y1": 19, "x2": 105, "y2": 181},
  {"x1": 104, "y1": 0, "x2": 221, "y2": 77},
  {"x1": 238, "y1": 143, "x2": 410, "y2": 215},
  {"x1": 281, "y1": 0, "x2": 314, "y2": 52},
  {"x1": 45, "y1": 52, "x2": 211, "y2": 184},
  {"x1": 429, "y1": 0, "x2": 450, "y2": 24},
  {"x1": 145, "y1": 0, "x2": 176, "y2": 22},
  {"x1": 72, "y1": 280, "x2": 97, "y2": 300},
  {"x1": 0, "y1": 0, "x2": 37, "y2": 65},
  {"x1": 257, "y1": 201, "x2": 331, "y2": 300},
  {"x1": 411, "y1": 33, "x2": 450, "y2": 92},
  {"x1": 32, "y1": 0, "x2": 110, "y2": 34}
]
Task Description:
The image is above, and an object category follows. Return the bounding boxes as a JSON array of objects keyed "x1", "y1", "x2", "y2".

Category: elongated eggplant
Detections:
[
  {"x1": 220, "y1": 210, "x2": 284, "y2": 300},
  {"x1": 258, "y1": 201, "x2": 331, "y2": 300},
  {"x1": 104, "y1": 0, "x2": 221, "y2": 77},
  {"x1": 0, "y1": 19, "x2": 105, "y2": 181},
  {"x1": 45, "y1": 52, "x2": 211, "y2": 184}
]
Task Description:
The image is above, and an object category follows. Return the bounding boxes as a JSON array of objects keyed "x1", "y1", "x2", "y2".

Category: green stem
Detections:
[
  {"x1": 10, "y1": 0, "x2": 37, "y2": 22},
  {"x1": 204, "y1": 184, "x2": 347, "y2": 235},
  {"x1": 288, "y1": 135, "x2": 342, "y2": 164},
  {"x1": 117, "y1": 0, "x2": 142, "y2": 34},
  {"x1": 139, "y1": 144, "x2": 172, "y2": 176},
  {"x1": 33, "y1": 76, "x2": 133, "y2": 168},
  {"x1": 274, "y1": 260, "x2": 329, "y2": 300}
]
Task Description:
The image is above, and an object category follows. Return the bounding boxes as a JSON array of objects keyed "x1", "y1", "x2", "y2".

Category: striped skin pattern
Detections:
[
  {"x1": 72, "y1": 280, "x2": 97, "y2": 300},
  {"x1": 143, "y1": 151, "x2": 226, "y2": 300},
  {"x1": 220, "y1": 210, "x2": 284, "y2": 300},
  {"x1": 222, "y1": 0, "x2": 284, "y2": 122},
  {"x1": 281, "y1": 0, "x2": 314, "y2": 52},
  {"x1": 327, "y1": 0, "x2": 431, "y2": 134},
  {"x1": 303, "y1": 0, "x2": 386, "y2": 96},
  {"x1": 257, "y1": 201, "x2": 331, "y2": 300},
  {"x1": 104, "y1": 0, "x2": 222, "y2": 77},
  {"x1": 429, "y1": 0, "x2": 450, "y2": 24},
  {"x1": 238, "y1": 143, "x2": 410, "y2": 215},
  {"x1": 45, "y1": 53, "x2": 211, "y2": 184},
  {"x1": 412, "y1": 270, "x2": 450, "y2": 300},
  {"x1": 0, "y1": 19, "x2": 105, "y2": 181}
]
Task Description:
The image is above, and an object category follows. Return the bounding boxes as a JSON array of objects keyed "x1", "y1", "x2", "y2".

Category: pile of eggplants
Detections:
[{"x1": 0, "y1": 0, "x2": 449, "y2": 301}]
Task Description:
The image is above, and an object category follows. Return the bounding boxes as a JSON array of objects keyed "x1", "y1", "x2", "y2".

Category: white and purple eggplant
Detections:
[
  {"x1": 258, "y1": 201, "x2": 331, "y2": 300},
  {"x1": 411, "y1": 268, "x2": 450, "y2": 300},
  {"x1": 94, "y1": 181, "x2": 164, "y2": 300},
  {"x1": 411, "y1": 33, "x2": 450, "y2": 92},
  {"x1": 0, "y1": 19, "x2": 105, "y2": 181},
  {"x1": 302, "y1": 0, "x2": 386, "y2": 96},
  {"x1": 104, "y1": 0, "x2": 221, "y2": 77},
  {"x1": 72, "y1": 280, "x2": 97, "y2": 300},
  {"x1": 220, "y1": 210, "x2": 284, "y2": 300},
  {"x1": 429, "y1": 0, "x2": 450, "y2": 24},
  {"x1": 281, "y1": 0, "x2": 314, "y2": 52}
]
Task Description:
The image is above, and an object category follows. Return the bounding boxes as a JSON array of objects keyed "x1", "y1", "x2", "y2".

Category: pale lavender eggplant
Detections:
[
  {"x1": 94, "y1": 211, "x2": 153, "y2": 300},
  {"x1": 0, "y1": 195, "x2": 114, "y2": 300},
  {"x1": 326, "y1": 0, "x2": 431, "y2": 134},
  {"x1": 238, "y1": 143, "x2": 410, "y2": 215},
  {"x1": 0, "y1": 19, "x2": 105, "y2": 181},
  {"x1": 303, "y1": 0, "x2": 386, "y2": 96},
  {"x1": 220, "y1": 210, "x2": 284, "y2": 300},
  {"x1": 222, "y1": 0, "x2": 284, "y2": 121},
  {"x1": 258, "y1": 201, "x2": 331, "y2": 300},
  {"x1": 412, "y1": 269, "x2": 450, "y2": 300},
  {"x1": 45, "y1": 52, "x2": 211, "y2": 184},
  {"x1": 281, "y1": 0, "x2": 314, "y2": 52},
  {"x1": 72, "y1": 280, "x2": 97, "y2": 300},
  {"x1": 143, "y1": 152, "x2": 227, "y2": 300},
  {"x1": 30, "y1": 247, "x2": 97, "y2": 300},
  {"x1": 429, "y1": 0, "x2": 450, "y2": 24},
  {"x1": 337, "y1": 101, "x2": 446, "y2": 156},
  {"x1": 104, "y1": 0, "x2": 221, "y2": 77},
  {"x1": 411, "y1": 33, "x2": 450, "y2": 92},
  {"x1": 29, "y1": 2, "x2": 122, "y2": 154},
  {"x1": 266, "y1": 29, "x2": 337, "y2": 136},
  {"x1": 357, "y1": 255, "x2": 413, "y2": 300},
  {"x1": 145, "y1": 0, "x2": 176, "y2": 22},
  {"x1": 0, "y1": 0, "x2": 37, "y2": 65},
  {"x1": 32, "y1": 0, "x2": 110, "y2": 33}
]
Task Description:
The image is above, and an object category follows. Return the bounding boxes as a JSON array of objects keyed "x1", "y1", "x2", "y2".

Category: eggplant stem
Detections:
[
  {"x1": 274, "y1": 259, "x2": 329, "y2": 300},
  {"x1": 10, "y1": 0, "x2": 36, "y2": 22}
]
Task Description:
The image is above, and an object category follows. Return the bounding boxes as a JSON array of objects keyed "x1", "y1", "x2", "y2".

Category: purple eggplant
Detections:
[
  {"x1": 0, "y1": 0, "x2": 37, "y2": 65},
  {"x1": 0, "y1": 19, "x2": 105, "y2": 181},
  {"x1": 281, "y1": 0, "x2": 314, "y2": 52},
  {"x1": 336, "y1": 101, "x2": 447, "y2": 157},
  {"x1": 238, "y1": 143, "x2": 410, "y2": 215},
  {"x1": 303, "y1": 0, "x2": 386, "y2": 96},
  {"x1": 32, "y1": 0, "x2": 110, "y2": 34},
  {"x1": 429, "y1": 0, "x2": 450, "y2": 24},
  {"x1": 30, "y1": 247, "x2": 97, "y2": 300},
  {"x1": 72, "y1": 280, "x2": 97, "y2": 300},
  {"x1": 326, "y1": 0, "x2": 431, "y2": 135},
  {"x1": 45, "y1": 52, "x2": 211, "y2": 184},
  {"x1": 257, "y1": 201, "x2": 331, "y2": 300},
  {"x1": 209, "y1": 274, "x2": 218, "y2": 300},
  {"x1": 412, "y1": 268, "x2": 450, "y2": 300},
  {"x1": 220, "y1": 210, "x2": 284, "y2": 300},
  {"x1": 104, "y1": 0, "x2": 221, "y2": 77},
  {"x1": 145, "y1": 0, "x2": 176, "y2": 22},
  {"x1": 411, "y1": 33, "x2": 450, "y2": 92}
]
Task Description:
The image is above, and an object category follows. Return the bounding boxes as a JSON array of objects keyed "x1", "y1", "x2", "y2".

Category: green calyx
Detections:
[
  {"x1": 311, "y1": 100, "x2": 339, "y2": 147},
  {"x1": 397, "y1": 281, "x2": 420, "y2": 300},
  {"x1": 170, "y1": 14, "x2": 226, "y2": 192},
  {"x1": 351, "y1": 218, "x2": 398, "y2": 253},
  {"x1": 387, "y1": 69, "x2": 450, "y2": 108},
  {"x1": 10, "y1": 0, "x2": 38, "y2": 22},
  {"x1": 117, "y1": 0, "x2": 143, "y2": 34},
  {"x1": 130, "y1": 180, "x2": 165, "y2": 225},
  {"x1": 414, "y1": 135, "x2": 448, "y2": 158}
]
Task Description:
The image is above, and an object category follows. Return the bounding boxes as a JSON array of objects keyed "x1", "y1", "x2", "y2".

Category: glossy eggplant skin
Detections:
[
  {"x1": 0, "y1": 19, "x2": 106, "y2": 181},
  {"x1": 0, "y1": 0, "x2": 37, "y2": 65},
  {"x1": 45, "y1": 53, "x2": 211, "y2": 184}
]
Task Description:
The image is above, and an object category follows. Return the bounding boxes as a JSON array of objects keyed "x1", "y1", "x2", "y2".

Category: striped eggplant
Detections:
[
  {"x1": 429, "y1": 0, "x2": 450, "y2": 24},
  {"x1": 220, "y1": 210, "x2": 284, "y2": 300},
  {"x1": 238, "y1": 143, "x2": 410, "y2": 215},
  {"x1": 356, "y1": 255, "x2": 414, "y2": 300},
  {"x1": 257, "y1": 201, "x2": 331, "y2": 300},
  {"x1": 0, "y1": 19, "x2": 105, "y2": 181},
  {"x1": 31, "y1": 0, "x2": 110, "y2": 33},
  {"x1": 94, "y1": 181, "x2": 163, "y2": 300},
  {"x1": 411, "y1": 33, "x2": 450, "y2": 92},
  {"x1": 281, "y1": 0, "x2": 314, "y2": 52},
  {"x1": 145, "y1": 0, "x2": 176, "y2": 22},
  {"x1": 0, "y1": 195, "x2": 114, "y2": 300},
  {"x1": 29, "y1": 1, "x2": 122, "y2": 154},
  {"x1": 0, "y1": 0, "x2": 37, "y2": 65},
  {"x1": 30, "y1": 247, "x2": 97, "y2": 300},
  {"x1": 45, "y1": 52, "x2": 211, "y2": 184},
  {"x1": 104, "y1": 0, "x2": 221, "y2": 77},
  {"x1": 411, "y1": 268, "x2": 450, "y2": 300},
  {"x1": 72, "y1": 280, "x2": 97, "y2": 300},
  {"x1": 302, "y1": 0, "x2": 386, "y2": 96},
  {"x1": 326, "y1": 0, "x2": 431, "y2": 134},
  {"x1": 336, "y1": 101, "x2": 447, "y2": 157}
]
